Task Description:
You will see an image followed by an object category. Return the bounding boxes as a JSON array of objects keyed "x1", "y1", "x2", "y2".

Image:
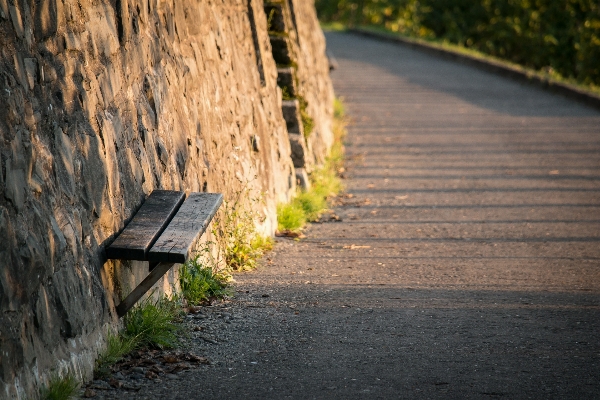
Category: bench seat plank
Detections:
[
  {"x1": 148, "y1": 193, "x2": 223, "y2": 263},
  {"x1": 106, "y1": 190, "x2": 186, "y2": 261}
]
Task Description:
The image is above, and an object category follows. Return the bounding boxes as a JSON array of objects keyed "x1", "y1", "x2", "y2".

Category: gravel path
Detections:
[{"x1": 87, "y1": 32, "x2": 600, "y2": 399}]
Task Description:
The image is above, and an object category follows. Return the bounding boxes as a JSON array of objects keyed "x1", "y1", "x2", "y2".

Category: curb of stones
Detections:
[{"x1": 348, "y1": 27, "x2": 600, "y2": 112}]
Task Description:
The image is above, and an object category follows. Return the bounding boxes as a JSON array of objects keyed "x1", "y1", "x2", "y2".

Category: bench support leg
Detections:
[{"x1": 116, "y1": 262, "x2": 175, "y2": 317}]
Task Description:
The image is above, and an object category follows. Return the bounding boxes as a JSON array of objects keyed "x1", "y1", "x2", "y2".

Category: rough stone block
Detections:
[
  {"x1": 42, "y1": 62, "x2": 58, "y2": 83},
  {"x1": 87, "y1": 5, "x2": 120, "y2": 58},
  {"x1": 288, "y1": 133, "x2": 307, "y2": 168},
  {"x1": 270, "y1": 36, "x2": 292, "y2": 65},
  {"x1": 277, "y1": 67, "x2": 297, "y2": 97},
  {"x1": 30, "y1": 141, "x2": 53, "y2": 195},
  {"x1": 0, "y1": 0, "x2": 7, "y2": 19},
  {"x1": 98, "y1": 63, "x2": 122, "y2": 107},
  {"x1": 64, "y1": 32, "x2": 83, "y2": 51},
  {"x1": 281, "y1": 99, "x2": 303, "y2": 136},
  {"x1": 126, "y1": 147, "x2": 143, "y2": 187},
  {"x1": 264, "y1": 3, "x2": 286, "y2": 33},
  {"x1": 34, "y1": 0, "x2": 59, "y2": 40},
  {"x1": 99, "y1": 118, "x2": 121, "y2": 204},
  {"x1": 295, "y1": 168, "x2": 310, "y2": 191},
  {"x1": 13, "y1": 54, "x2": 27, "y2": 90},
  {"x1": 4, "y1": 158, "x2": 26, "y2": 211},
  {"x1": 54, "y1": 127, "x2": 76, "y2": 200},
  {"x1": 24, "y1": 58, "x2": 37, "y2": 90},
  {"x1": 4, "y1": 131, "x2": 29, "y2": 211},
  {"x1": 9, "y1": 5, "x2": 23, "y2": 38}
]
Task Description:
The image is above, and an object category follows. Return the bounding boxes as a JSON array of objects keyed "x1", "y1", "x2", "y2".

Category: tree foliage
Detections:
[{"x1": 316, "y1": 0, "x2": 600, "y2": 85}]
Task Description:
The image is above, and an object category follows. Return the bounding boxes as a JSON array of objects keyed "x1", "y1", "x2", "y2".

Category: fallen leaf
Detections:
[
  {"x1": 108, "y1": 378, "x2": 123, "y2": 389},
  {"x1": 275, "y1": 230, "x2": 305, "y2": 238},
  {"x1": 169, "y1": 363, "x2": 191, "y2": 373},
  {"x1": 343, "y1": 244, "x2": 371, "y2": 250},
  {"x1": 188, "y1": 355, "x2": 210, "y2": 364},
  {"x1": 162, "y1": 355, "x2": 179, "y2": 364},
  {"x1": 145, "y1": 371, "x2": 158, "y2": 380}
]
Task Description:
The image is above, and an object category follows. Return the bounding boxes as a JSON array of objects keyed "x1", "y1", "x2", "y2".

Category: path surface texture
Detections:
[{"x1": 129, "y1": 32, "x2": 600, "y2": 399}]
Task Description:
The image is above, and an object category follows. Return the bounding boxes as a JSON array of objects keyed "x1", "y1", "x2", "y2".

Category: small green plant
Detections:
[
  {"x1": 277, "y1": 202, "x2": 306, "y2": 231},
  {"x1": 123, "y1": 296, "x2": 181, "y2": 350},
  {"x1": 295, "y1": 190, "x2": 327, "y2": 221},
  {"x1": 277, "y1": 97, "x2": 347, "y2": 232},
  {"x1": 214, "y1": 188, "x2": 274, "y2": 271},
  {"x1": 281, "y1": 86, "x2": 293, "y2": 100},
  {"x1": 298, "y1": 96, "x2": 315, "y2": 139},
  {"x1": 179, "y1": 253, "x2": 231, "y2": 305},
  {"x1": 94, "y1": 296, "x2": 181, "y2": 378},
  {"x1": 40, "y1": 373, "x2": 79, "y2": 400},
  {"x1": 281, "y1": 90, "x2": 315, "y2": 140},
  {"x1": 94, "y1": 333, "x2": 136, "y2": 378},
  {"x1": 266, "y1": 8, "x2": 277, "y2": 33}
]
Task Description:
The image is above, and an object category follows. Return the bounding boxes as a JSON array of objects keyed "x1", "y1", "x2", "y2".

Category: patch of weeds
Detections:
[
  {"x1": 277, "y1": 97, "x2": 348, "y2": 232},
  {"x1": 94, "y1": 296, "x2": 181, "y2": 378},
  {"x1": 281, "y1": 86, "x2": 293, "y2": 100},
  {"x1": 214, "y1": 188, "x2": 274, "y2": 271},
  {"x1": 295, "y1": 190, "x2": 327, "y2": 221},
  {"x1": 331, "y1": 97, "x2": 348, "y2": 170},
  {"x1": 40, "y1": 373, "x2": 79, "y2": 400},
  {"x1": 123, "y1": 296, "x2": 181, "y2": 350},
  {"x1": 281, "y1": 89, "x2": 314, "y2": 140},
  {"x1": 276, "y1": 61, "x2": 298, "y2": 69},
  {"x1": 266, "y1": 8, "x2": 277, "y2": 33},
  {"x1": 251, "y1": 234, "x2": 274, "y2": 254},
  {"x1": 277, "y1": 202, "x2": 306, "y2": 232},
  {"x1": 94, "y1": 333, "x2": 136, "y2": 379},
  {"x1": 179, "y1": 251, "x2": 231, "y2": 305},
  {"x1": 298, "y1": 95, "x2": 315, "y2": 139}
]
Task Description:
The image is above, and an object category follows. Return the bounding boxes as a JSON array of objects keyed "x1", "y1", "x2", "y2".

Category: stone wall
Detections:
[{"x1": 0, "y1": 0, "x2": 333, "y2": 398}]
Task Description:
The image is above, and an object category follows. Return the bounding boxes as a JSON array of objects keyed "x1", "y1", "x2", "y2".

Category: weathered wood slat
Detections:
[
  {"x1": 106, "y1": 190, "x2": 185, "y2": 261},
  {"x1": 148, "y1": 193, "x2": 223, "y2": 263}
]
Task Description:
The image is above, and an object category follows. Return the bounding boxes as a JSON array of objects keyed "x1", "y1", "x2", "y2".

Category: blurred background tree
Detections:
[{"x1": 316, "y1": 0, "x2": 600, "y2": 86}]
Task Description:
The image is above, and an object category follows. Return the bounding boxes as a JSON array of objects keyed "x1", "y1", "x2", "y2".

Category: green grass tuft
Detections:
[
  {"x1": 299, "y1": 97, "x2": 315, "y2": 139},
  {"x1": 277, "y1": 202, "x2": 307, "y2": 231},
  {"x1": 123, "y1": 297, "x2": 181, "y2": 350},
  {"x1": 334, "y1": 97, "x2": 346, "y2": 119},
  {"x1": 214, "y1": 189, "x2": 274, "y2": 271},
  {"x1": 94, "y1": 297, "x2": 180, "y2": 378},
  {"x1": 41, "y1": 373, "x2": 79, "y2": 400},
  {"x1": 295, "y1": 190, "x2": 328, "y2": 221},
  {"x1": 94, "y1": 333, "x2": 136, "y2": 378},
  {"x1": 179, "y1": 254, "x2": 231, "y2": 305},
  {"x1": 277, "y1": 97, "x2": 348, "y2": 232}
]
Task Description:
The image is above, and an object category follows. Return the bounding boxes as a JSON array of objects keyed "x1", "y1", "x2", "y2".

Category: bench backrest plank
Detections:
[
  {"x1": 105, "y1": 190, "x2": 186, "y2": 261},
  {"x1": 148, "y1": 193, "x2": 223, "y2": 263}
]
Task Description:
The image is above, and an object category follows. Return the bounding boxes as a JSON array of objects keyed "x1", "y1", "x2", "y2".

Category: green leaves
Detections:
[
  {"x1": 317, "y1": 0, "x2": 600, "y2": 85},
  {"x1": 123, "y1": 297, "x2": 181, "y2": 350},
  {"x1": 179, "y1": 255, "x2": 231, "y2": 305},
  {"x1": 95, "y1": 297, "x2": 181, "y2": 378},
  {"x1": 41, "y1": 374, "x2": 79, "y2": 400}
]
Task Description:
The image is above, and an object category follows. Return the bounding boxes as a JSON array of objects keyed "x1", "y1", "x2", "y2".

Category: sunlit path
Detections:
[{"x1": 131, "y1": 32, "x2": 600, "y2": 400}]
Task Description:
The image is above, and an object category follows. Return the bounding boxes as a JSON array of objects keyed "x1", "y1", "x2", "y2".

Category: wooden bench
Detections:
[{"x1": 106, "y1": 190, "x2": 223, "y2": 317}]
